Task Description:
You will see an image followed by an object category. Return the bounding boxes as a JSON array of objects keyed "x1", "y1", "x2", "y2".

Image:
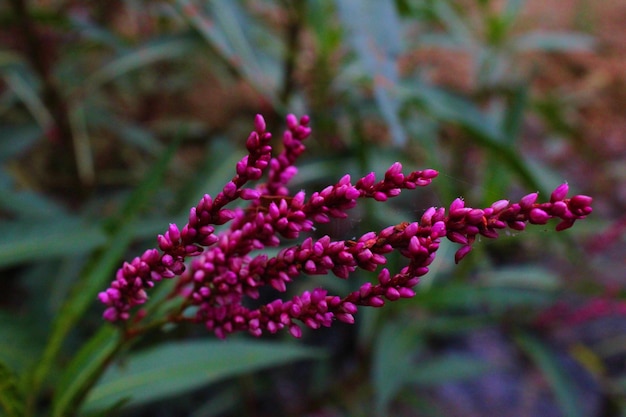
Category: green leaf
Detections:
[
  {"x1": 0, "y1": 361, "x2": 25, "y2": 417},
  {"x1": 413, "y1": 283, "x2": 555, "y2": 312},
  {"x1": 69, "y1": 15, "x2": 129, "y2": 52},
  {"x1": 103, "y1": 119, "x2": 164, "y2": 156},
  {"x1": 514, "y1": 31, "x2": 594, "y2": 52},
  {"x1": 480, "y1": 266, "x2": 561, "y2": 291},
  {"x1": 82, "y1": 340, "x2": 323, "y2": 412},
  {"x1": 0, "y1": 218, "x2": 107, "y2": 269},
  {"x1": 174, "y1": 0, "x2": 279, "y2": 105},
  {"x1": 501, "y1": 84, "x2": 529, "y2": 141},
  {"x1": 30, "y1": 140, "x2": 180, "y2": 407},
  {"x1": 0, "y1": 124, "x2": 42, "y2": 161},
  {"x1": 407, "y1": 354, "x2": 491, "y2": 386},
  {"x1": 0, "y1": 312, "x2": 46, "y2": 374},
  {"x1": 401, "y1": 84, "x2": 545, "y2": 194},
  {"x1": 83, "y1": 34, "x2": 196, "y2": 93},
  {"x1": 515, "y1": 332, "x2": 584, "y2": 417},
  {"x1": 52, "y1": 326, "x2": 122, "y2": 417},
  {"x1": 2, "y1": 69, "x2": 52, "y2": 129},
  {"x1": 431, "y1": 0, "x2": 475, "y2": 47},
  {"x1": 0, "y1": 171, "x2": 67, "y2": 219},
  {"x1": 372, "y1": 321, "x2": 424, "y2": 415},
  {"x1": 336, "y1": 1, "x2": 406, "y2": 145}
]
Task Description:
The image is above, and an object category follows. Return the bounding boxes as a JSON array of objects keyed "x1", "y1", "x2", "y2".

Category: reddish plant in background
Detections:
[{"x1": 99, "y1": 114, "x2": 593, "y2": 339}]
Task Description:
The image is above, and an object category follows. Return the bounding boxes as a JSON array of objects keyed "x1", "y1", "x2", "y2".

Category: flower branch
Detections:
[{"x1": 99, "y1": 114, "x2": 592, "y2": 340}]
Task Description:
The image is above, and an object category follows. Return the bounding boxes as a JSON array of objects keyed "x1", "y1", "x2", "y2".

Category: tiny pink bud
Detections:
[
  {"x1": 98, "y1": 291, "x2": 110, "y2": 304},
  {"x1": 336, "y1": 313, "x2": 355, "y2": 324},
  {"x1": 570, "y1": 195, "x2": 593, "y2": 210},
  {"x1": 551, "y1": 201, "x2": 568, "y2": 216},
  {"x1": 359, "y1": 282, "x2": 372, "y2": 297},
  {"x1": 223, "y1": 181, "x2": 237, "y2": 198},
  {"x1": 422, "y1": 169, "x2": 438, "y2": 179},
  {"x1": 450, "y1": 198, "x2": 465, "y2": 212},
  {"x1": 358, "y1": 172, "x2": 376, "y2": 189},
  {"x1": 508, "y1": 221, "x2": 526, "y2": 231},
  {"x1": 556, "y1": 219, "x2": 575, "y2": 231},
  {"x1": 373, "y1": 192, "x2": 388, "y2": 202},
  {"x1": 168, "y1": 224, "x2": 181, "y2": 242},
  {"x1": 385, "y1": 287, "x2": 401, "y2": 301},
  {"x1": 103, "y1": 307, "x2": 118, "y2": 321},
  {"x1": 454, "y1": 245, "x2": 472, "y2": 264},
  {"x1": 447, "y1": 232, "x2": 468, "y2": 245},
  {"x1": 421, "y1": 207, "x2": 436, "y2": 225},
  {"x1": 550, "y1": 183, "x2": 569, "y2": 202},
  {"x1": 466, "y1": 209, "x2": 484, "y2": 224},
  {"x1": 286, "y1": 113, "x2": 298, "y2": 129},
  {"x1": 399, "y1": 288, "x2": 415, "y2": 298},
  {"x1": 378, "y1": 268, "x2": 391, "y2": 285},
  {"x1": 369, "y1": 296, "x2": 385, "y2": 307},
  {"x1": 519, "y1": 192, "x2": 539, "y2": 209},
  {"x1": 254, "y1": 114, "x2": 266, "y2": 132},
  {"x1": 529, "y1": 208, "x2": 550, "y2": 224},
  {"x1": 289, "y1": 324, "x2": 302, "y2": 338},
  {"x1": 246, "y1": 132, "x2": 260, "y2": 151},
  {"x1": 490, "y1": 199, "x2": 510, "y2": 212}
]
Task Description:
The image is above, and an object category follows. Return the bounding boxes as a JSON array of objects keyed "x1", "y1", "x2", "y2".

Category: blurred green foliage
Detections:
[{"x1": 0, "y1": 1, "x2": 616, "y2": 416}]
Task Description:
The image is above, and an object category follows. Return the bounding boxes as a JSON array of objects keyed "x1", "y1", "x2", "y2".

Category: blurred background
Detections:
[{"x1": 1, "y1": 0, "x2": 624, "y2": 416}]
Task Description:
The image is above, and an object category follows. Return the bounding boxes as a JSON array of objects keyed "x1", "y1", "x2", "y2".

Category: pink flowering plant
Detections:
[{"x1": 99, "y1": 114, "x2": 592, "y2": 342}]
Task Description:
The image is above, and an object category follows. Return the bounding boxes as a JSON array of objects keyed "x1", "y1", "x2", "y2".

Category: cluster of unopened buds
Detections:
[{"x1": 99, "y1": 114, "x2": 593, "y2": 339}]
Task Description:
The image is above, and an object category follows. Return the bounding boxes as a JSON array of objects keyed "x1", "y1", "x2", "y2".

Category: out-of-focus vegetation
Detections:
[{"x1": 0, "y1": 1, "x2": 624, "y2": 416}]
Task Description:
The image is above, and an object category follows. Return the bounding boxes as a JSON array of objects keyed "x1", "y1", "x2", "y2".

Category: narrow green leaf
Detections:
[
  {"x1": 515, "y1": 332, "x2": 584, "y2": 417},
  {"x1": 0, "y1": 219, "x2": 107, "y2": 269},
  {"x1": 51, "y1": 326, "x2": 122, "y2": 417},
  {"x1": 105, "y1": 120, "x2": 164, "y2": 156},
  {"x1": 173, "y1": 0, "x2": 279, "y2": 106},
  {"x1": 431, "y1": 0, "x2": 476, "y2": 47},
  {"x1": 408, "y1": 354, "x2": 491, "y2": 386},
  {"x1": 0, "y1": 171, "x2": 66, "y2": 219},
  {"x1": 2, "y1": 69, "x2": 53, "y2": 129},
  {"x1": 401, "y1": 85, "x2": 545, "y2": 194},
  {"x1": 501, "y1": 84, "x2": 529, "y2": 141},
  {"x1": 30, "y1": 140, "x2": 180, "y2": 407},
  {"x1": 372, "y1": 321, "x2": 424, "y2": 415},
  {"x1": 514, "y1": 32, "x2": 594, "y2": 52},
  {"x1": 480, "y1": 266, "x2": 561, "y2": 291},
  {"x1": 69, "y1": 16, "x2": 129, "y2": 51},
  {"x1": 0, "y1": 312, "x2": 46, "y2": 374},
  {"x1": 0, "y1": 361, "x2": 25, "y2": 417},
  {"x1": 0, "y1": 123, "x2": 41, "y2": 161},
  {"x1": 503, "y1": 0, "x2": 526, "y2": 24},
  {"x1": 0, "y1": 50, "x2": 24, "y2": 69},
  {"x1": 413, "y1": 283, "x2": 555, "y2": 312},
  {"x1": 83, "y1": 35, "x2": 196, "y2": 93},
  {"x1": 336, "y1": 1, "x2": 406, "y2": 145},
  {"x1": 82, "y1": 340, "x2": 323, "y2": 412}
]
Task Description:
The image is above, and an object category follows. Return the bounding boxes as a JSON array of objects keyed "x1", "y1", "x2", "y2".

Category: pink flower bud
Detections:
[
  {"x1": 454, "y1": 245, "x2": 472, "y2": 264},
  {"x1": 254, "y1": 114, "x2": 266, "y2": 132},
  {"x1": 529, "y1": 208, "x2": 550, "y2": 224},
  {"x1": 519, "y1": 192, "x2": 539, "y2": 209},
  {"x1": 550, "y1": 183, "x2": 569, "y2": 202}
]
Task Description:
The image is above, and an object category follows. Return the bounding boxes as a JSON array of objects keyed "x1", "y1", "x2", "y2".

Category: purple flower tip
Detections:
[
  {"x1": 286, "y1": 113, "x2": 298, "y2": 129},
  {"x1": 454, "y1": 245, "x2": 472, "y2": 264},
  {"x1": 519, "y1": 192, "x2": 539, "y2": 209},
  {"x1": 254, "y1": 114, "x2": 266, "y2": 132},
  {"x1": 529, "y1": 208, "x2": 550, "y2": 224},
  {"x1": 551, "y1": 183, "x2": 569, "y2": 202},
  {"x1": 450, "y1": 198, "x2": 465, "y2": 212}
]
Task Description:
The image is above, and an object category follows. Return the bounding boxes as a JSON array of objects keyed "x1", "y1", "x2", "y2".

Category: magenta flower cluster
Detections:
[{"x1": 99, "y1": 114, "x2": 593, "y2": 339}]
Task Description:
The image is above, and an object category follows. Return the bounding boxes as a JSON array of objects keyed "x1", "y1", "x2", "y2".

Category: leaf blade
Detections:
[{"x1": 82, "y1": 340, "x2": 324, "y2": 412}]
